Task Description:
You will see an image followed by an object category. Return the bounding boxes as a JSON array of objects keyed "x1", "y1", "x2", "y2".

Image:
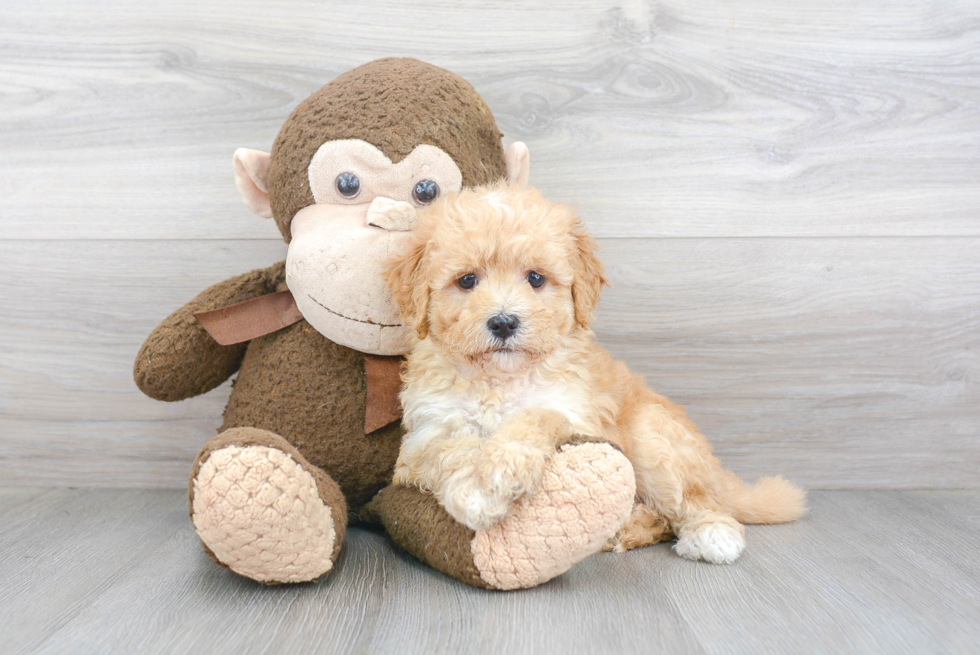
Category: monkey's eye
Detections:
[
  {"x1": 527, "y1": 271, "x2": 546, "y2": 289},
  {"x1": 413, "y1": 179, "x2": 440, "y2": 205},
  {"x1": 336, "y1": 172, "x2": 361, "y2": 198},
  {"x1": 457, "y1": 273, "x2": 478, "y2": 290}
]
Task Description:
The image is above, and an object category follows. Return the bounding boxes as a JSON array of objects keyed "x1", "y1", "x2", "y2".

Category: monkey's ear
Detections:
[
  {"x1": 233, "y1": 148, "x2": 273, "y2": 219},
  {"x1": 385, "y1": 238, "x2": 431, "y2": 340},
  {"x1": 504, "y1": 141, "x2": 530, "y2": 186}
]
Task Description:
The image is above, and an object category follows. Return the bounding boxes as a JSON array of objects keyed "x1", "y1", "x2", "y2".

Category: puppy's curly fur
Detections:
[{"x1": 386, "y1": 183, "x2": 806, "y2": 563}]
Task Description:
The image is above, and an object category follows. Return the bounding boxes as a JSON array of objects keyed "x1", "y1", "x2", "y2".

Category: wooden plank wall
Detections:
[{"x1": 1, "y1": 0, "x2": 977, "y2": 489}]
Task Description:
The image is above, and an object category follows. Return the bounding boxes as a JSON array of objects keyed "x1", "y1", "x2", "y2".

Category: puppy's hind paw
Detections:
[
  {"x1": 604, "y1": 502, "x2": 673, "y2": 553},
  {"x1": 673, "y1": 522, "x2": 745, "y2": 564}
]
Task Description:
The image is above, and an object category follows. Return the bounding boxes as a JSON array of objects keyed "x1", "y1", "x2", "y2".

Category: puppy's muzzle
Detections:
[{"x1": 487, "y1": 313, "x2": 520, "y2": 341}]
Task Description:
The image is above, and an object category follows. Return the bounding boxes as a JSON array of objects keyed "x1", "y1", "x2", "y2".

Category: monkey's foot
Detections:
[
  {"x1": 472, "y1": 440, "x2": 635, "y2": 589},
  {"x1": 189, "y1": 428, "x2": 347, "y2": 584},
  {"x1": 366, "y1": 439, "x2": 635, "y2": 590}
]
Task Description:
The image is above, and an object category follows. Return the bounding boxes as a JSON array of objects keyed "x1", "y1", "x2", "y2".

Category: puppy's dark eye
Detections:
[
  {"x1": 413, "y1": 179, "x2": 440, "y2": 205},
  {"x1": 527, "y1": 271, "x2": 546, "y2": 289},
  {"x1": 336, "y1": 172, "x2": 361, "y2": 198},
  {"x1": 457, "y1": 273, "x2": 478, "y2": 290}
]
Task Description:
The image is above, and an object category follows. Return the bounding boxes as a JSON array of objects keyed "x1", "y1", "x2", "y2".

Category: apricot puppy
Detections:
[{"x1": 386, "y1": 183, "x2": 806, "y2": 563}]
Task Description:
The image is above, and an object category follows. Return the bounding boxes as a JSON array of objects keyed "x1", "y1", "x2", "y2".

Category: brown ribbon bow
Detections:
[{"x1": 194, "y1": 290, "x2": 403, "y2": 434}]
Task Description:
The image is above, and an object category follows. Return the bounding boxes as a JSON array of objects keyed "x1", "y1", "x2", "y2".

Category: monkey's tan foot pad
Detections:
[
  {"x1": 191, "y1": 444, "x2": 340, "y2": 584},
  {"x1": 472, "y1": 441, "x2": 635, "y2": 589},
  {"x1": 364, "y1": 441, "x2": 635, "y2": 590}
]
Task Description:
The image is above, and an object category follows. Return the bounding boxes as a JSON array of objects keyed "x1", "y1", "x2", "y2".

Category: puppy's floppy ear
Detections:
[
  {"x1": 570, "y1": 221, "x2": 608, "y2": 328},
  {"x1": 386, "y1": 237, "x2": 431, "y2": 339}
]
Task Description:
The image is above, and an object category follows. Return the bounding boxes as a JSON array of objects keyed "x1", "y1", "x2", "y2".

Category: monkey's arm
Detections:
[{"x1": 134, "y1": 261, "x2": 285, "y2": 402}]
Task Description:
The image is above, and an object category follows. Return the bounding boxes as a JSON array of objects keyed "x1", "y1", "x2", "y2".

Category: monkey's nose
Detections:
[
  {"x1": 367, "y1": 197, "x2": 418, "y2": 232},
  {"x1": 487, "y1": 313, "x2": 520, "y2": 341}
]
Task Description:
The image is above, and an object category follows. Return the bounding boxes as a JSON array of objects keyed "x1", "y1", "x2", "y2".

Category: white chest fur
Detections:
[{"x1": 403, "y1": 368, "x2": 595, "y2": 441}]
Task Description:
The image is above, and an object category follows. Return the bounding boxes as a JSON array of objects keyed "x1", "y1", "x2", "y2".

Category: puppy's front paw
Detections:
[
  {"x1": 480, "y1": 440, "x2": 549, "y2": 499},
  {"x1": 391, "y1": 463, "x2": 411, "y2": 487},
  {"x1": 440, "y1": 478, "x2": 512, "y2": 531},
  {"x1": 673, "y1": 522, "x2": 745, "y2": 564}
]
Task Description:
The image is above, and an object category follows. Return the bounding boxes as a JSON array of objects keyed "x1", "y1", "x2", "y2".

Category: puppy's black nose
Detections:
[{"x1": 487, "y1": 313, "x2": 520, "y2": 341}]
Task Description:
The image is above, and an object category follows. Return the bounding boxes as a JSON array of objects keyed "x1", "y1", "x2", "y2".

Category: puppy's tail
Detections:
[{"x1": 719, "y1": 470, "x2": 807, "y2": 524}]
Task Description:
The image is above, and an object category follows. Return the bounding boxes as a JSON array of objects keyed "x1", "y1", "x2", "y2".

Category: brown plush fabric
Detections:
[
  {"x1": 135, "y1": 260, "x2": 402, "y2": 519},
  {"x1": 362, "y1": 485, "x2": 490, "y2": 589},
  {"x1": 189, "y1": 426, "x2": 349, "y2": 581},
  {"x1": 134, "y1": 262, "x2": 286, "y2": 401},
  {"x1": 268, "y1": 58, "x2": 508, "y2": 242},
  {"x1": 219, "y1": 320, "x2": 403, "y2": 518},
  {"x1": 562, "y1": 433, "x2": 625, "y2": 452},
  {"x1": 134, "y1": 59, "x2": 514, "y2": 585}
]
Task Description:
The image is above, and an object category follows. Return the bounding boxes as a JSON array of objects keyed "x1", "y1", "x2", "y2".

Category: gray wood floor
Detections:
[{"x1": 2, "y1": 488, "x2": 977, "y2": 654}]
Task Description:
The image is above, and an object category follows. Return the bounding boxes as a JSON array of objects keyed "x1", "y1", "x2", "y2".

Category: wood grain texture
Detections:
[
  {"x1": 1, "y1": 0, "x2": 978, "y2": 490},
  {"x1": 2, "y1": 488, "x2": 977, "y2": 654},
  {"x1": 597, "y1": 237, "x2": 980, "y2": 489},
  {"x1": 0, "y1": 240, "x2": 286, "y2": 487},
  {"x1": 0, "y1": 488, "x2": 188, "y2": 654},
  {"x1": 1, "y1": 237, "x2": 976, "y2": 489},
  {"x1": 1, "y1": 0, "x2": 978, "y2": 239}
]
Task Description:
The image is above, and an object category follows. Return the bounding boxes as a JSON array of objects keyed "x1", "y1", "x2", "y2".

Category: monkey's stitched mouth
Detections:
[{"x1": 307, "y1": 294, "x2": 403, "y2": 328}]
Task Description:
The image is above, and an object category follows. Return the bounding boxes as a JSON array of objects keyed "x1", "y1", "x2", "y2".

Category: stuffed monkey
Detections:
[{"x1": 134, "y1": 58, "x2": 635, "y2": 590}]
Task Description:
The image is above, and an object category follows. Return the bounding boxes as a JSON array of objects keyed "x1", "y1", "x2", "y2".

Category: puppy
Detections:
[{"x1": 386, "y1": 183, "x2": 805, "y2": 563}]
